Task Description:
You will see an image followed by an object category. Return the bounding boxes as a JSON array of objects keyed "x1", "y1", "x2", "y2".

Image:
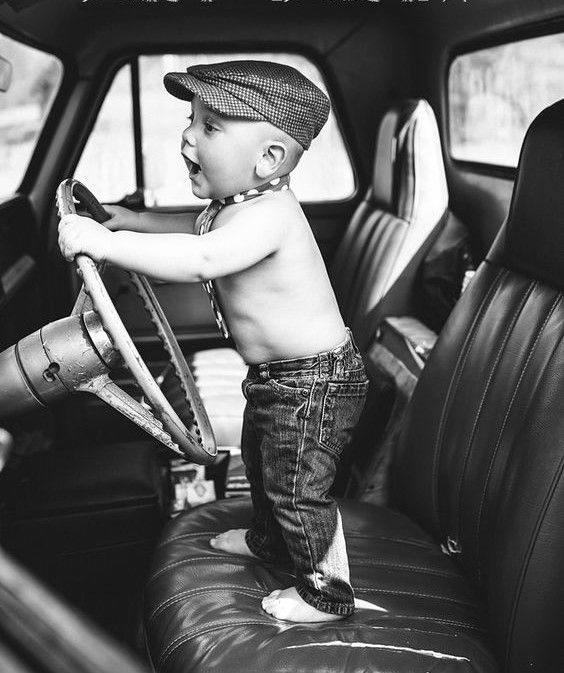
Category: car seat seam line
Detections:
[
  {"x1": 452, "y1": 279, "x2": 536, "y2": 547},
  {"x1": 430, "y1": 266, "x2": 507, "y2": 532},
  {"x1": 474, "y1": 291, "x2": 562, "y2": 582}
]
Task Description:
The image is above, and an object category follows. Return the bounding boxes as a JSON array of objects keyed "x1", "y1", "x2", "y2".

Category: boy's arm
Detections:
[
  {"x1": 58, "y1": 211, "x2": 284, "y2": 282},
  {"x1": 136, "y1": 211, "x2": 198, "y2": 234},
  {"x1": 103, "y1": 205, "x2": 199, "y2": 235}
]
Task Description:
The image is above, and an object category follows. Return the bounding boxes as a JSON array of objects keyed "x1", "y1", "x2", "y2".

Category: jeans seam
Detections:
[{"x1": 292, "y1": 379, "x2": 319, "y2": 594}]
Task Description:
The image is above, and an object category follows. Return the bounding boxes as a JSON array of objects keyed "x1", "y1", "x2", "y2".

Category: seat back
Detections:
[
  {"x1": 331, "y1": 99, "x2": 448, "y2": 350},
  {"x1": 392, "y1": 100, "x2": 564, "y2": 672}
]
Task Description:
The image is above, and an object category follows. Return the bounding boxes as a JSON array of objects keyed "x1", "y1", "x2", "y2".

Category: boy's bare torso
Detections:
[{"x1": 201, "y1": 190, "x2": 346, "y2": 364}]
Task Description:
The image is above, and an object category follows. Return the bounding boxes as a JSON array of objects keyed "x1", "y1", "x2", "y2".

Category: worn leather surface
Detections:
[{"x1": 144, "y1": 498, "x2": 497, "y2": 673}]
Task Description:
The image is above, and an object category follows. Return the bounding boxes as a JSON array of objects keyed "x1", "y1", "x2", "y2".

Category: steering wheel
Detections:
[{"x1": 56, "y1": 179, "x2": 217, "y2": 465}]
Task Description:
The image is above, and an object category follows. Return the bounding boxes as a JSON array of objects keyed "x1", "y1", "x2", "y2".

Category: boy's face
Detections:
[{"x1": 180, "y1": 96, "x2": 271, "y2": 200}]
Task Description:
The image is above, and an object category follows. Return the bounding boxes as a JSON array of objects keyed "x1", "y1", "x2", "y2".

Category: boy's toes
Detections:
[
  {"x1": 261, "y1": 596, "x2": 278, "y2": 617},
  {"x1": 210, "y1": 532, "x2": 225, "y2": 545},
  {"x1": 261, "y1": 589, "x2": 283, "y2": 616},
  {"x1": 265, "y1": 589, "x2": 282, "y2": 600}
]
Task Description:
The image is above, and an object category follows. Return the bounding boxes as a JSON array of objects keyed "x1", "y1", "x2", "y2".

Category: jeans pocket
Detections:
[
  {"x1": 267, "y1": 377, "x2": 311, "y2": 397},
  {"x1": 319, "y1": 380, "x2": 369, "y2": 456}
]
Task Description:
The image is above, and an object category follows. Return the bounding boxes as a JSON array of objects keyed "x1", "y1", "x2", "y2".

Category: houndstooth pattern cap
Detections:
[{"x1": 163, "y1": 60, "x2": 330, "y2": 150}]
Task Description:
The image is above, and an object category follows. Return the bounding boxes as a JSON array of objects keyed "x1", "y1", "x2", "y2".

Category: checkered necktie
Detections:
[{"x1": 197, "y1": 174, "x2": 290, "y2": 339}]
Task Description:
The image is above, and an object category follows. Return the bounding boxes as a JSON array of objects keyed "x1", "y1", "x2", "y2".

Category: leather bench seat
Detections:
[{"x1": 144, "y1": 497, "x2": 497, "y2": 673}]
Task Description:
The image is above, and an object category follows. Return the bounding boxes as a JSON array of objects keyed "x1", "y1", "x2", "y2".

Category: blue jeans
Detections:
[{"x1": 241, "y1": 329, "x2": 369, "y2": 616}]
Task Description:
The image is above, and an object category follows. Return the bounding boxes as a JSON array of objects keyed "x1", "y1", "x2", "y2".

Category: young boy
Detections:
[{"x1": 58, "y1": 60, "x2": 368, "y2": 623}]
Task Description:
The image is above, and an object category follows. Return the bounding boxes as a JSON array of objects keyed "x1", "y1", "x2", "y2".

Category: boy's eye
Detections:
[{"x1": 204, "y1": 122, "x2": 216, "y2": 132}]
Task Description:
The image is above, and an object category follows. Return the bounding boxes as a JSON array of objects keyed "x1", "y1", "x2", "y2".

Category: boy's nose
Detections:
[{"x1": 182, "y1": 126, "x2": 196, "y2": 146}]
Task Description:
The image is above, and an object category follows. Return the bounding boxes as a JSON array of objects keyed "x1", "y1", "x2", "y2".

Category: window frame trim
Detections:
[{"x1": 444, "y1": 17, "x2": 564, "y2": 178}]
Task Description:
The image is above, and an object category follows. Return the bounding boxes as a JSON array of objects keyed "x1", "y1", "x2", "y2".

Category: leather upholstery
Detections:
[
  {"x1": 332, "y1": 99, "x2": 448, "y2": 350},
  {"x1": 191, "y1": 100, "x2": 449, "y2": 449},
  {"x1": 144, "y1": 100, "x2": 564, "y2": 673},
  {"x1": 145, "y1": 498, "x2": 496, "y2": 673}
]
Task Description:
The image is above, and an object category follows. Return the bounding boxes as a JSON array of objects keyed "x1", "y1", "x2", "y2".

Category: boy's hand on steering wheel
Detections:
[
  {"x1": 58, "y1": 214, "x2": 113, "y2": 263},
  {"x1": 101, "y1": 204, "x2": 141, "y2": 232}
]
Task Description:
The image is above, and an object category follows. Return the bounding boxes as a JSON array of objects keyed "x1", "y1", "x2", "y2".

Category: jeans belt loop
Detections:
[{"x1": 334, "y1": 355, "x2": 344, "y2": 377}]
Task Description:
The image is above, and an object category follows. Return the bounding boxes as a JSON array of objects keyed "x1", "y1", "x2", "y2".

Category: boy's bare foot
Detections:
[
  {"x1": 209, "y1": 528, "x2": 259, "y2": 558},
  {"x1": 261, "y1": 587, "x2": 345, "y2": 622}
]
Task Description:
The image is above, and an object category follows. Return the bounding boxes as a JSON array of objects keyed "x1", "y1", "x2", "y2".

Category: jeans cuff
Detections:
[
  {"x1": 245, "y1": 529, "x2": 277, "y2": 563},
  {"x1": 296, "y1": 583, "x2": 355, "y2": 616}
]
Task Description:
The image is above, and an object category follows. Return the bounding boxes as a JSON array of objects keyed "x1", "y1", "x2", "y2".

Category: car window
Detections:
[
  {"x1": 75, "y1": 53, "x2": 355, "y2": 206},
  {"x1": 74, "y1": 64, "x2": 137, "y2": 202},
  {"x1": 0, "y1": 32, "x2": 63, "y2": 199},
  {"x1": 448, "y1": 33, "x2": 564, "y2": 168}
]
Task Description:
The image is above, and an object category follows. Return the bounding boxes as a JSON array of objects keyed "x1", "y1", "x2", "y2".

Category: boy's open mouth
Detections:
[{"x1": 188, "y1": 159, "x2": 201, "y2": 177}]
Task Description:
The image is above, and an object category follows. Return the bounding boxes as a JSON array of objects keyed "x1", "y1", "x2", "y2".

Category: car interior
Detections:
[{"x1": 0, "y1": 1, "x2": 563, "y2": 672}]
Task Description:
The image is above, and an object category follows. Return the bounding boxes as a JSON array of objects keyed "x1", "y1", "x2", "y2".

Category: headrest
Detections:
[
  {"x1": 371, "y1": 99, "x2": 448, "y2": 223},
  {"x1": 502, "y1": 99, "x2": 564, "y2": 290}
]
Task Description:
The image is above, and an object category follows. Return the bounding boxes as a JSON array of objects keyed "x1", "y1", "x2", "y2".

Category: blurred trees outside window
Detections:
[
  {"x1": 0, "y1": 32, "x2": 62, "y2": 199},
  {"x1": 74, "y1": 65, "x2": 136, "y2": 202},
  {"x1": 449, "y1": 33, "x2": 564, "y2": 167}
]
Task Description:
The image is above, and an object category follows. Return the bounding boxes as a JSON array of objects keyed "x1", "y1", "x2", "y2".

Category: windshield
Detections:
[{"x1": 0, "y1": 32, "x2": 62, "y2": 199}]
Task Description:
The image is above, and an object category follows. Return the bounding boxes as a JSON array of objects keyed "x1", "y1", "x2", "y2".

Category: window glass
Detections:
[
  {"x1": 74, "y1": 65, "x2": 136, "y2": 201},
  {"x1": 0, "y1": 32, "x2": 62, "y2": 199},
  {"x1": 139, "y1": 53, "x2": 355, "y2": 205},
  {"x1": 449, "y1": 33, "x2": 564, "y2": 167}
]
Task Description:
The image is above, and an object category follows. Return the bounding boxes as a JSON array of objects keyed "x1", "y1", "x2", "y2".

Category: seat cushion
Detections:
[
  {"x1": 189, "y1": 349, "x2": 247, "y2": 448},
  {"x1": 144, "y1": 498, "x2": 498, "y2": 673}
]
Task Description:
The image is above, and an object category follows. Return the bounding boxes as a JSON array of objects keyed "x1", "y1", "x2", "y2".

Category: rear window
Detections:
[
  {"x1": 75, "y1": 52, "x2": 355, "y2": 206},
  {"x1": 448, "y1": 33, "x2": 564, "y2": 168},
  {"x1": 0, "y1": 33, "x2": 63, "y2": 199}
]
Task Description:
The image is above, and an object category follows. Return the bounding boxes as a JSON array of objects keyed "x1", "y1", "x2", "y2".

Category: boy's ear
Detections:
[{"x1": 255, "y1": 140, "x2": 287, "y2": 179}]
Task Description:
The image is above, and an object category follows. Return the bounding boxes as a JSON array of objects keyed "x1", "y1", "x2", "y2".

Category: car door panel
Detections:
[{"x1": 0, "y1": 197, "x2": 43, "y2": 352}]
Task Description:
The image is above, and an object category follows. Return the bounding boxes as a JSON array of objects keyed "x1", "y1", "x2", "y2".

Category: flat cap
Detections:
[{"x1": 163, "y1": 60, "x2": 330, "y2": 150}]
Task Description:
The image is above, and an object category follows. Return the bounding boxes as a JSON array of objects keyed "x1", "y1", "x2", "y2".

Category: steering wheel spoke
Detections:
[{"x1": 79, "y1": 375, "x2": 182, "y2": 455}]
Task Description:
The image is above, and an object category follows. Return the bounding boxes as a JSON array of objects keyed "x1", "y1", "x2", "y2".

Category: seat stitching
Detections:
[
  {"x1": 147, "y1": 555, "x2": 252, "y2": 583},
  {"x1": 159, "y1": 616, "x2": 487, "y2": 668},
  {"x1": 158, "y1": 531, "x2": 222, "y2": 546},
  {"x1": 475, "y1": 291, "x2": 562, "y2": 582},
  {"x1": 356, "y1": 588, "x2": 479, "y2": 607},
  {"x1": 354, "y1": 213, "x2": 409, "y2": 328},
  {"x1": 382, "y1": 615, "x2": 485, "y2": 632},
  {"x1": 350, "y1": 211, "x2": 397, "y2": 328},
  {"x1": 158, "y1": 620, "x2": 271, "y2": 668},
  {"x1": 348, "y1": 560, "x2": 457, "y2": 578},
  {"x1": 431, "y1": 267, "x2": 507, "y2": 530},
  {"x1": 503, "y1": 336, "x2": 564, "y2": 669},
  {"x1": 345, "y1": 533, "x2": 435, "y2": 549},
  {"x1": 452, "y1": 280, "x2": 536, "y2": 546},
  {"x1": 148, "y1": 586, "x2": 265, "y2": 624}
]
